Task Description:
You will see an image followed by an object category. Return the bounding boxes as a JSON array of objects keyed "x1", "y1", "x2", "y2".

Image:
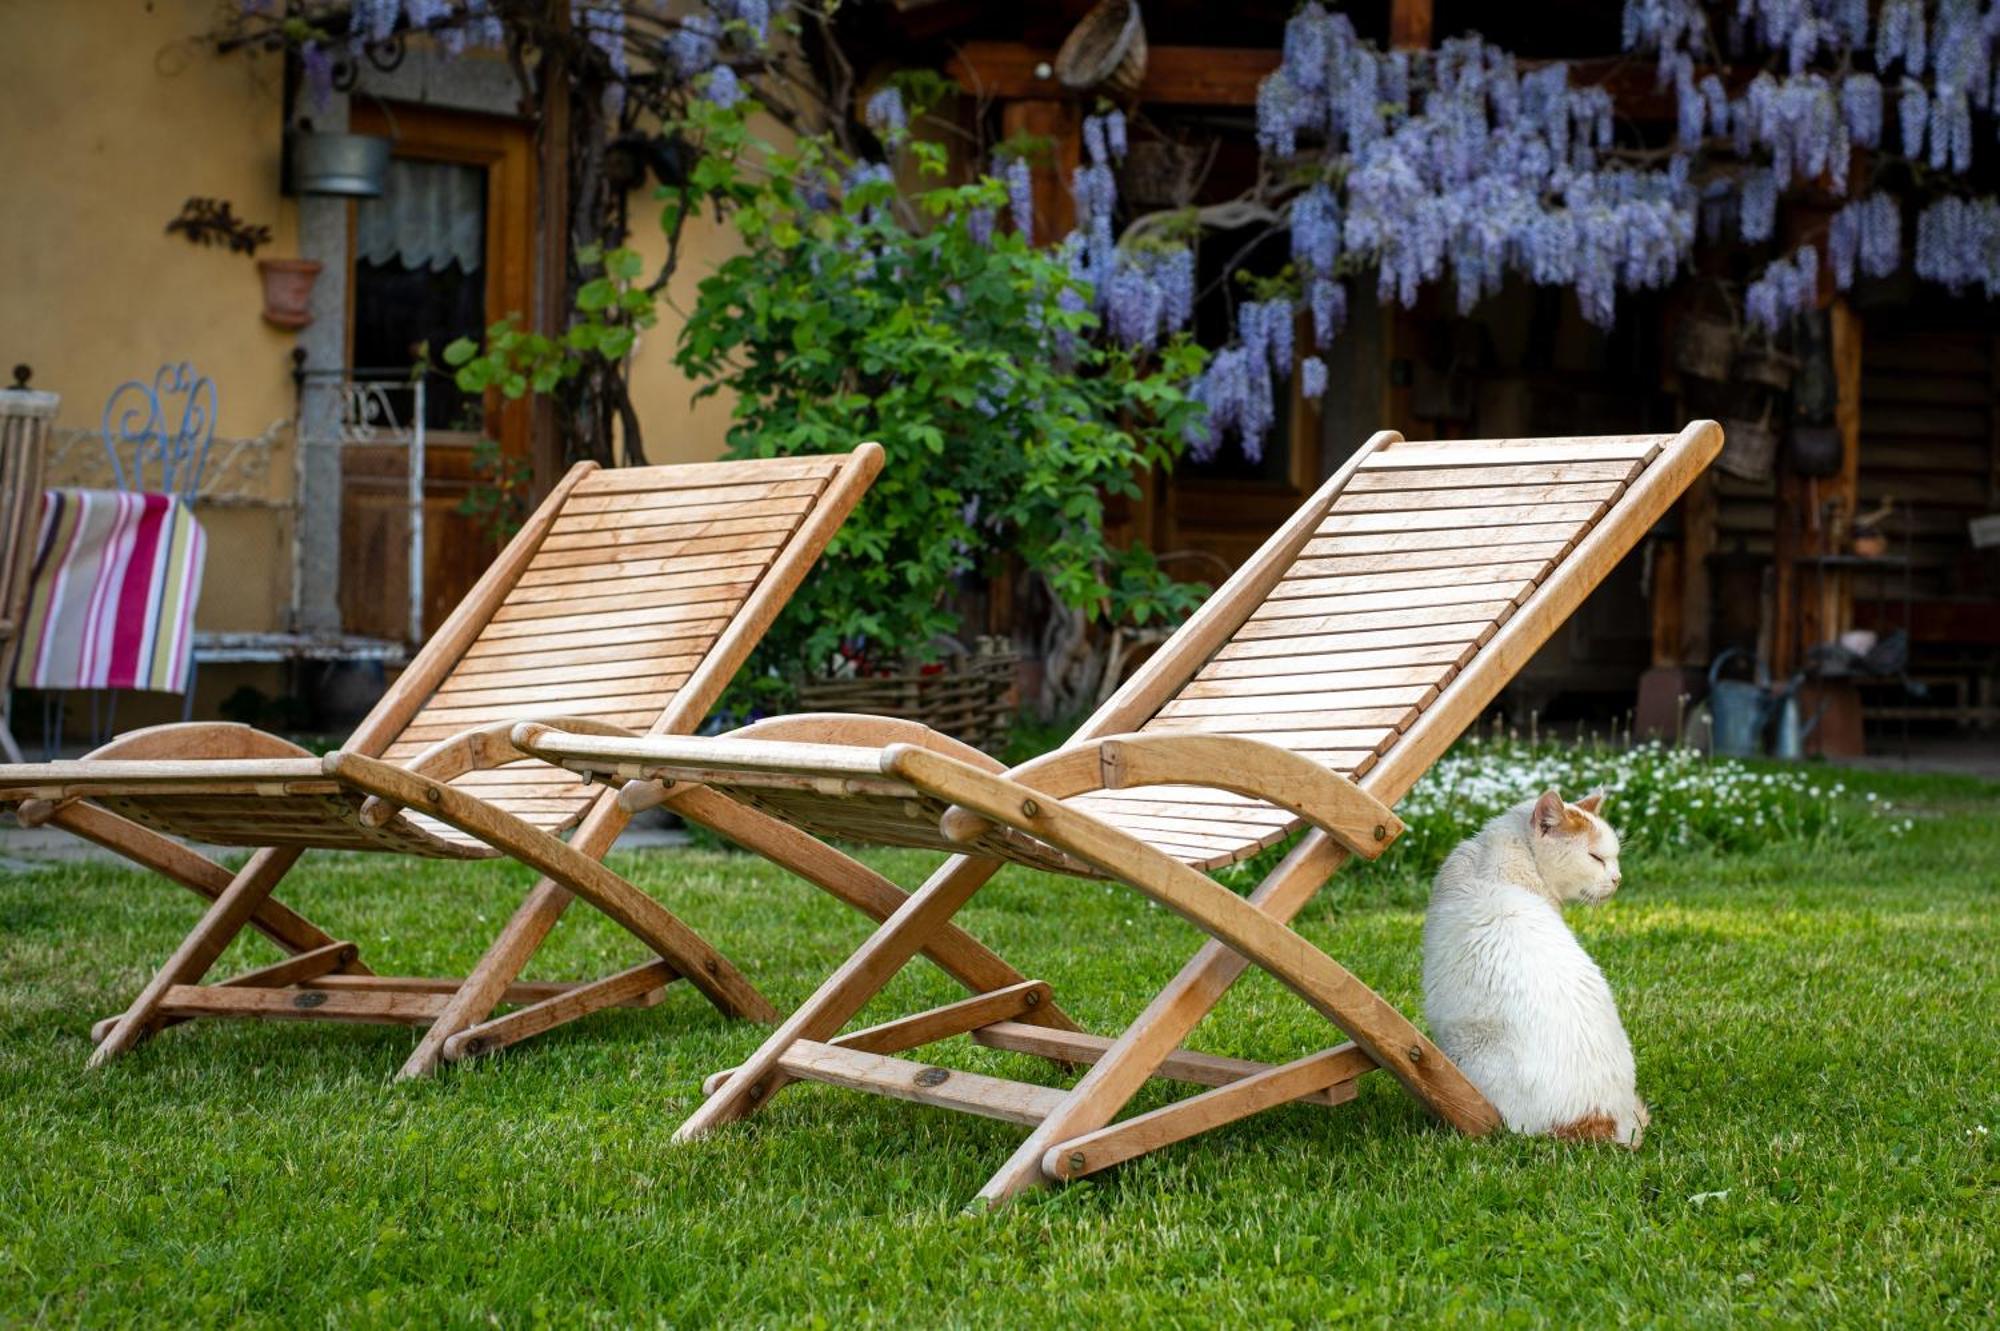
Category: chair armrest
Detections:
[
  {"x1": 13, "y1": 723, "x2": 312, "y2": 826},
  {"x1": 937, "y1": 732, "x2": 1402, "y2": 860},
  {"x1": 355, "y1": 717, "x2": 641, "y2": 828}
]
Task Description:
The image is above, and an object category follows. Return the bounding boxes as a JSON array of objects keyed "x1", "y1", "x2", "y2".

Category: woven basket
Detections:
[
  {"x1": 797, "y1": 638, "x2": 1019, "y2": 754},
  {"x1": 1716, "y1": 411, "x2": 1777, "y2": 482},
  {"x1": 1672, "y1": 316, "x2": 1735, "y2": 381},
  {"x1": 1055, "y1": 0, "x2": 1148, "y2": 97}
]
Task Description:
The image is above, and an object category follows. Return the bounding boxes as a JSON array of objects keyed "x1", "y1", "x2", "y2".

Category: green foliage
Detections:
[
  {"x1": 443, "y1": 243, "x2": 657, "y2": 404},
  {"x1": 674, "y1": 100, "x2": 1210, "y2": 679},
  {"x1": 454, "y1": 438, "x2": 536, "y2": 546}
]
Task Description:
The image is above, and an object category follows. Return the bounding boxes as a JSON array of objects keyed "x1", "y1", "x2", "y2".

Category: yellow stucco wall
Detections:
[
  {"x1": 0, "y1": 1, "x2": 748, "y2": 638},
  {"x1": 0, "y1": 0, "x2": 299, "y2": 633},
  {"x1": 622, "y1": 192, "x2": 745, "y2": 465}
]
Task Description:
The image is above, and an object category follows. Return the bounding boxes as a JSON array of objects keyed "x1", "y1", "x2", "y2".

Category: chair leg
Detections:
[
  {"x1": 329, "y1": 753, "x2": 779, "y2": 1030},
  {"x1": 975, "y1": 834, "x2": 1349, "y2": 1204},
  {"x1": 675, "y1": 854, "x2": 1002, "y2": 1142},
  {"x1": 667, "y1": 785, "x2": 1080, "y2": 1032},
  {"x1": 397, "y1": 878, "x2": 575, "y2": 1080},
  {"x1": 89, "y1": 845, "x2": 305, "y2": 1067}
]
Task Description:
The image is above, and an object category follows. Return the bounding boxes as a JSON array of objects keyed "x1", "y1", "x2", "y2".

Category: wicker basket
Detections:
[
  {"x1": 797, "y1": 638, "x2": 1019, "y2": 754},
  {"x1": 1716, "y1": 411, "x2": 1777, "y2": 482},
  {"x1": 1055, "y1": 0, "x2": 1148, "y2": 97},
  {"x1": 1672, "y1": 316, "x2": 1735, "y2": 381}
]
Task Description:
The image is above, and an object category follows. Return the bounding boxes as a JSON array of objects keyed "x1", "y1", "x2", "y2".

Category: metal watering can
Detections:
[
  {"x1": 1707, "y1": 649, "x2": 1830, "y2": 759},
  {"x1": 1707, "y1": 648, "x2": 1773, "y2": 757}
]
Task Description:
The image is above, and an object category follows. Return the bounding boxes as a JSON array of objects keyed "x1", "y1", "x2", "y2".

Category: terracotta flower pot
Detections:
[{"x1": 258, "y1": 258, "x2": 323, "y2": 330}]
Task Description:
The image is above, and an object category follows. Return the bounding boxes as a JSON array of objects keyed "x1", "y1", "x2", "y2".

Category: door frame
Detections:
[{"x1": 349, "y1": 99, "x2": 535, "y2": 466}]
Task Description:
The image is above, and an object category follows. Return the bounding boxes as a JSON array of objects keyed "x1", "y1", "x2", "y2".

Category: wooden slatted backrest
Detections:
[
  {"x1": 1065, "y1": 425, "x2": 1723, "y2": 863},
  {"x1": 367, "y1": 445, "x2": 881, "y2": 836},
  {"x1": 0, "y1": 391, "x2": 55, "y2": 644}
]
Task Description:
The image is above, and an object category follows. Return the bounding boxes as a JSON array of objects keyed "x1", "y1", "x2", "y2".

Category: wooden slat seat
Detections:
[
  {"x1": 623, "y1": 432, "x2": 1668, "y2": 874},
  {"x1": 0, "y1": 446, "x2": 933, "y2": 1077}
]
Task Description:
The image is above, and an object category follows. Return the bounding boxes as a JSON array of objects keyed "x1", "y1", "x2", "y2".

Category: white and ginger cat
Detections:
[{"x1": 1422, "y1": 788, "x2": 1650, "y2": 1148}]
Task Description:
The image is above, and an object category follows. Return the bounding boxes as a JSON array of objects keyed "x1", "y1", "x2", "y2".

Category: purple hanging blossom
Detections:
[
  {"x1": 574, "y1": 1, "x2": 628, "y2": 115},
  {"x1": 1283, "y1": 3, "x2": 1330, "y2": 92},
  {"x1": 1828, "y1": 194, "x2": 1902, "y2": 292},
  {"x1": 1928, "y1": 91, "x2": 1972, "y2": 172},
  {"x1": 714, "y1": 0, "x2": 773, "y2": 43},
  {"x1": 666, "y1": 14, "x2": 721, "y2": 77},
  {"x1": 1915, "y1": 196, "x2": 2000, "y2": 296},
  {"x1": 1840, "y1": 72, "x2": 1883, "y2": 148},
  {"x1": 1004, "y1": 157, "x2": 1035, "y2": 241},
  {"x1": 1898, "y1": 78, "x2": 1928, "y2": 158},
  {"x1": 1256, "y1": 72, "x2": 1306, "y2": 158},
  {"x1": 301, "y1": 41, "x2": 335, "y2": 107},
  {"x1": 704, "y1": 65, "x2": 743, "y2": 108},
  {"x1": 1308, "y1": 278, "x2": 1346, "y2": 346},
  {"x1": 1739, "y1": 171, "x2": 1777, "y2": 242},
  {"x1": 1877, "y1": 0, "x2": 1920, "y2": 72},
  {"x1": 1745, "y1": 245, "x2": 1819, "y2": 332},
  {"x1": 1104, "y1": 108, "x2": 1128, "y2": 160},
  {"x1": 865, "y1": 86, "x2": 906, "y2": 136},
  {"x1": 1300, "y1": 355, "x2": 1328, "y2": 400},
  {"x1": 351, "y1": 0, "x2": 398, "y2": 44},
  {"x1": 1290, "y1": 182, "x2": 1341, "y2": 275},
  {"x1": 966, "y1": 206, "x2": 994, "y2": 248}
]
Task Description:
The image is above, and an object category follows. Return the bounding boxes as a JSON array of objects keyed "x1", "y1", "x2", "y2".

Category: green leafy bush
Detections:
[{"x1": 673, "y1": 107, "x2": 1209, "y2": 687}]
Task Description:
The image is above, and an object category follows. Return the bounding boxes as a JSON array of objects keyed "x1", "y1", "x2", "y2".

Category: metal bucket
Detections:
[
  {"x1": 292, "y1": 132, "x2": 392, "y2": 197},
  {"x1": 1707, "y1": 649, "x2": 1771, "y2": 757}
]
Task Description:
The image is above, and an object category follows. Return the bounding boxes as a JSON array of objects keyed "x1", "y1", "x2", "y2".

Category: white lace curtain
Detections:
[{"x1": 356, "y1": 158, "x2": 485, "y2": 273}]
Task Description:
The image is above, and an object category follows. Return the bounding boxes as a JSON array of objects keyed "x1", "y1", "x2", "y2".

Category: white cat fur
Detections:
[{"x1": 1422, "y1": 788, "x2": 1649, "y2": 1147}]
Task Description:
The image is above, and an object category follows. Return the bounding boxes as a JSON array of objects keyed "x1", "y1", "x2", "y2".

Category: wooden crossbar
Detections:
[
  {"x1": 970, "y1": 1021, "x2": 1366, "y2": 1107},
  {"x1": 1041, "y1": 1045, "x2": 1376, "y2": 1181},
  {"x1": 156, "y1": 985, "x2": 451, "y2": 1025},
  {"x1": 777, "y1": 1041, "x2": 1066, "y2": 1127},
  {"x1": 442, "y1": 961, "x2": 677, "y2": 1061}
]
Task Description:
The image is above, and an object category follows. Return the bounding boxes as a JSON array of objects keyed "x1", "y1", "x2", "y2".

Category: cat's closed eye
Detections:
[{"x1": 1589, "y1": 852, "x2": 1607, "y2": 865}]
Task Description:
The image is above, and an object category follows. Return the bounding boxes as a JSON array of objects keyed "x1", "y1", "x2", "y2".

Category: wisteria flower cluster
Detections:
[
  {"x1": 1914, "y1": 195, "x2": 2000, "y2": 295},
  {"x1": 1828, "y1": 193, "x2": 1902, "y2": 290},
  {"x1": 1627, "y1": 0, "x2": 2000, "y2": 330},
  {"x1": 1744, "y1": 244, "x2": 1819, "y2": 332}
]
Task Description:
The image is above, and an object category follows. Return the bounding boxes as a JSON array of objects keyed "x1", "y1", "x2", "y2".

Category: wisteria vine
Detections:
[
  {"x1": 240, "y1": 2, "x2": 2000, "y2": 467},
  {"x1": 1060, "y1": 1, "x2": 2000, "y2": 460}
]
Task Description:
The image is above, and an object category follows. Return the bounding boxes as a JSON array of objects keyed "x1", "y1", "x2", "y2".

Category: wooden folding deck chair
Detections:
[
  {"x1": 0, "y1": 444, "x2": 1053, "y2": 1078},
  {"x1": 515, "y1": 423, "x2": 1724, "y2": 1205}
]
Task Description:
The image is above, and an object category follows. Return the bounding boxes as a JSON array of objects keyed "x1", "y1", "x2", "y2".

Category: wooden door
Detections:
[{"x1": 340, "y1": 101, "x2": 534, "y2": 642}]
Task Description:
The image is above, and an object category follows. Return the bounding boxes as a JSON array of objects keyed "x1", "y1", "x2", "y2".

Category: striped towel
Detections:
[{"x1": 12, "y1": 489, "x2": 206, "y2": 693}]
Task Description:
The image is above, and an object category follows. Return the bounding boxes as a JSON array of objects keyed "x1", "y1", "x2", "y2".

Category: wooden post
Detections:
[
  {"x1": 1649, "y1": 538, "x2": 1684, "y2": 667},
  {"x1": 1677, "y1": 471, "x2": 1716, "y2": 664},
  {"x1": 1826, "y1": 299, "x2": 1863, "y2": 636},
  {"x1": 1383, "y1": 0, "x2": 1432, "y2": 441},
  {"x1": 1389, "y1": 0, "x2": 1434, "y2": 51},
  {"x1": 530, "y1": 0, "x2": 572, "y2": 498}
]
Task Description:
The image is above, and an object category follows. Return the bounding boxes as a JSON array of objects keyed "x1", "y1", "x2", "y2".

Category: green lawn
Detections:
[{"x1": 0, "y1": 764, "x2": 1994, "y2": 1327}]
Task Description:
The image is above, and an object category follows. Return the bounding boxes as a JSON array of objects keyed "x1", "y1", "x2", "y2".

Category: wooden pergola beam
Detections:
[
  {"x1": 944, "y1": 41, "x2": 1741, "y2": 122},
  {"x1": 946, "y1": 42, "x2": 1280, "y2": 106}
]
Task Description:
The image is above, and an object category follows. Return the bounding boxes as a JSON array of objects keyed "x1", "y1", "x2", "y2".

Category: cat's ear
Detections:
[
  {"x1": 1575, "y1": 788, "x2": 1607, "y2": 815},
  {"x1": 1532, "y1": 788, "x2": 1565, "y2": 835}
]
